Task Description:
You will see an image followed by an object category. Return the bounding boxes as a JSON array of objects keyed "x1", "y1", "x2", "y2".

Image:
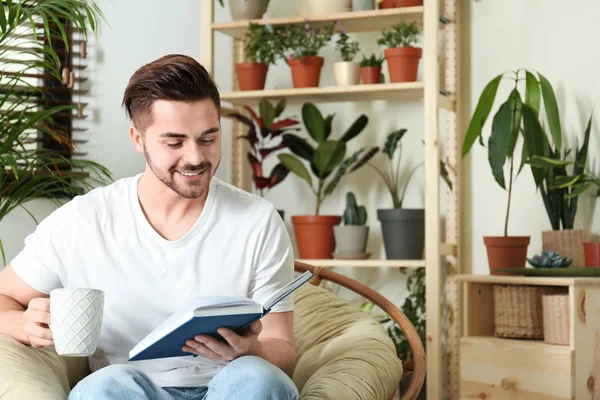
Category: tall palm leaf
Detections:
[{"x1": 1, "y1": 0, "x2": 113, "y2": 265}]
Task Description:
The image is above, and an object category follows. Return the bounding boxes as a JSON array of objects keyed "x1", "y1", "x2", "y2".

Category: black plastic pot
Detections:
[{"x1": 377, "y1": 208, "x2": 425, "y2": 260}]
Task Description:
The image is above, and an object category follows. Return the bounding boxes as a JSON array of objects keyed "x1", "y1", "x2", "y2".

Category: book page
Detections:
[{"x1": 263, "y1": 270, "x2": 314, "y2": 311}]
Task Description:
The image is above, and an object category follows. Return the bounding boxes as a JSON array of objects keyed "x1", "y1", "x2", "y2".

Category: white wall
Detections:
[
  {"x1": 467, "y1": 0, "x2": 600, "y2": 274},
  {"x1": 2, "y1": 0, "x2": 599, "y2": 305}
]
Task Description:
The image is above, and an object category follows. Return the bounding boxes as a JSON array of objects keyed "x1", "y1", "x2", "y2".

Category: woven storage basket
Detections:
[
  {"x1": 493, "y1": 285, "x2": 564, "y2": 339},
  {"x1": 542, "y1": 293, "x2": 570, "y2": 345},
  {"x1": 542, "y1": 229, "x2": 589, "y2": 267}
]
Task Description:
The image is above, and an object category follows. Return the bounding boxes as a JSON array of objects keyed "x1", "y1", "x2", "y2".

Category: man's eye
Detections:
[
  {"x1": 167, "y1": 143, "x2": 182, "y2": 148},
  {"x1": 199, "y1": 138, "x2": 215, "y2": 144}
]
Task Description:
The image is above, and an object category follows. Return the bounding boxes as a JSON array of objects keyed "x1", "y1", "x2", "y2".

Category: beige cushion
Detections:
[
  {"x1": 292, "y1": 284, "x2": 402, "y2": 400},
  {"x1": 0, "y1": 335, "x2": 69, "y2": 400},
  {"x1": 0, "y1": 284, "x2": 402, "y2": 400}
]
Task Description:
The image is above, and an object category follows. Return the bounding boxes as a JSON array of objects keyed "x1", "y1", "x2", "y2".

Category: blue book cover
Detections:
[{"x1": 128, "y1": 270, "x2": 314, "y2": 361}]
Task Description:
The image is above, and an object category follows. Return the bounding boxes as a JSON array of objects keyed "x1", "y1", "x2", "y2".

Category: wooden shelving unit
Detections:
[
  {"x1": 456, "y1": 275, "x2": 600, "y2": 399},
  {"x1": 200, "y1": 2, "x2": 462, "y2": 398},
  {"x1": 296, "y1": 259, "x2": 426, "y2": 268}
]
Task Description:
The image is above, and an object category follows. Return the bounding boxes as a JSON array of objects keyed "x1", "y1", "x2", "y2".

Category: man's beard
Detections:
[{"x1": 144, "y1": 149, "x2": 220, "y2": 199}]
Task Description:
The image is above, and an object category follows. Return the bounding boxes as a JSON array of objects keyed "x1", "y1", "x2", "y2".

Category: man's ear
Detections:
[{"x1": 130, "y1": 125, "x2": 145, "y2": 155}]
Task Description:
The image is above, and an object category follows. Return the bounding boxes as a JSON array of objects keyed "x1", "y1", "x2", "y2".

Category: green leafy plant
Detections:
[
  {"x1": 359, "y1": 53, "x2": 384, "y2": 68},
  {"x1": 527, "y1": 250, "x2": 572, "y2": 269},
  {"x1": 243, "y1": 23, "x2": 281, "y2": 65},
  {"x1": 349, "y1": 129, "x2": 452, "y2": 208},
  {"x1": 279, "y1": 21, "x2": 336, "y2": 61},
  {"x1": 462, "y1": 69, "x2": 563, "y2": 236},
  {"x1": 277, "y1": 103, "x2": 371, "y2": 215},
  {"x1": 362, "y1": 268, "x2": 426, "y2": 362},
  {"x1": 342, "y1": 191, "x2": 367, "y2": 226},
  {"x1": 377, "y1": 22, "x2": 420, "y2": 48},
  {"x1": 228, "y1": 99, "x2": 300, "y2": 197},
  {"x1": 523, "y1": 112, "x2": 595, "y2": 230},
  {"x1": 334, "y1": 31, "x2": 360, "y2": 62},
  {"x1": 1, "y1": 0, "x2": 113, "y2": 266}
]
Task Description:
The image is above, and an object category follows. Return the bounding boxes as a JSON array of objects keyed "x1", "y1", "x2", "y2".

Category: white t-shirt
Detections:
[{"x1": 10, "y1": 173, "x2": 295, "y2": 387}]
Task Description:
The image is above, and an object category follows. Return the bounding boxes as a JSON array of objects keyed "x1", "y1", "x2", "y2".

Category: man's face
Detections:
[{"x1": 130, "y1": 98, "x2": 221, "y2": 199}]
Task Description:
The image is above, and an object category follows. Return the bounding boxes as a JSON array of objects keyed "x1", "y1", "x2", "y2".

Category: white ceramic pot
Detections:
[
  {"x1": 229, "y1": 0, "x2": 267, "y2": 21},
  {"x1": 334, "y1": 61, "x2": 360, "y2": 86},
  {"x1": 296, "y1": 0, "x2": 352, "y2": 16}
]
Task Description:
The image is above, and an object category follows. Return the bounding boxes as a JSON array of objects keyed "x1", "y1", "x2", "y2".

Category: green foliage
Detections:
[
  {"x1": 362, "y1": 268, "x2": 426, "y2": 362},
  {"x1": 0, "y1": 0, "x2": 114, "y2": 266},
  {"x1": 334, "y1": 31, "x2": 360, "y2": 62},
  {"x1": 463, "y1": 69, "x2": 592, "y2": 233},
  {"x1": 279, "y1": 21, "x2": 336, "y2": 60},
  {"x1": 358, "y1": 53, "x2": 384, "y2": 68},
  {"x1": 277, "y1": 103, "x2": 370, "y2": 214},
  {"x1": 229, "y1": 99, "x2": 300, "y2": 196},
  {"x1": 377, "y1": 22, "x2": 420, "y2": 48},
  {"x1": 527, "y1": 250, "x2": 572, "y2": 269},
  {"x1": 351, "y1": 129, "x2": 453, "y2": 208},
  {"x1": 243, "y1": 23, "x2": 281, "y2": 64},
  {"x1": 342, "y1": 191, "x2": 367, "y2": 225}
]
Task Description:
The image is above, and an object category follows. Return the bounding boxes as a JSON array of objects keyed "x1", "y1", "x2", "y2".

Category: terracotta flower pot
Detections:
[
  {"x1": 379, "y1": 0, "x2": 423, "y2": 8},
  {"x1": 384, "y1": 47, "x2": 422, "y2": 83},
  {"x1": 292, "y1": 215, "x2": 341, "y2": 259},
  {"x1": 235, "y1": 62, "x2": 268, "y2": 91},
  {"x1": 584, "y1": 242, "x2": 600, "y2": 267},
  {"x1": 287, "y1": 56, "x2": 324, "y2": 88},
  {"x1": 483, "y1": 236, "x2": 530, "y2": 275},
  {"x1": 360, "y1": 66, "x2": 381, "y2": 84}
]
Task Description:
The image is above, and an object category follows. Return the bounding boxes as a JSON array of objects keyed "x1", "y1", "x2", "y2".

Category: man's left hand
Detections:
[{"x1": 182, "y1": 319, "x2": 263, "y2": 362}]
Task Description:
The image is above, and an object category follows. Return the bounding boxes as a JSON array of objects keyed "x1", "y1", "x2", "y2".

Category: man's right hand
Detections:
[{"x1": 23, "y1": 298, "x2": 54, "y2": 348}]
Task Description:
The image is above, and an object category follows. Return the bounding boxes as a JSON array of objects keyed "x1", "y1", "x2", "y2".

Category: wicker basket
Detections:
[
  {"x1": 542, "y1": 293, "x2": 570, "y2": 345},
  {"x1": 493, "y1": 285, "x2": 564, "y2": 339},
  {"x1": 542, "y1": 229, "x2": 589, "y2": 267}
]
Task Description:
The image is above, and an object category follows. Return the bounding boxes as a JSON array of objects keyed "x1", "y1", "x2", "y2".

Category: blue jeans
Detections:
[{"x1": 68, "y1": 356, "x2": 299, "y2": 400}]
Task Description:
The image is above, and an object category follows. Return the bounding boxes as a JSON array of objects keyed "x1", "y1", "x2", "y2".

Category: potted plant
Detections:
[
  {"x1": 228, "y1": 99, "x2": 301, "y2": 219},
  {"x1": 0, "y1": 0, "x2": 113, "y2": 266},
  {"x1": 359, "y1": 53, "x2": 385, "y2": 84},
  {"x1": 217, "y1": 0, "x2": 270, "y2": 21},
  {"x1": 333, "y1": 31, "x2": 361, "y2": 86},
  {"x1": 524, "y1": 106, "x2": 594, "y2": 266},
  {"x1": 277, "y1": 103, "x2": 371, "y2": 259},
  {"x1": 296, "y1": 0, "x2": 352, "y2": 16},
  {"x1": 351, "y1": 129, "x2": 452, "y2": 259},
  {"x1": 377, "y1": 0, "x2": 423, "y2": 8},
  {"x1": 462, "y1": 69, "x2": 566, "y2": 274},
  {"x1": 377, "y1": 22, "x2": 421, "y2": 83},
  {"x1": 235, "y1": 23, "x2": 280, "y2": 91},
  {"x1": 279, "y1": 21, "x2": 336, "y2": 88},
  {"x1": 529, "y1": 141, "x2": 600, "y2": 268},
  {"x1": 333, "y1": 192, "x2": 369, "y2": 257},
  {"x1": 353, "y1": 0, "x2": 375, "y2": 11}
]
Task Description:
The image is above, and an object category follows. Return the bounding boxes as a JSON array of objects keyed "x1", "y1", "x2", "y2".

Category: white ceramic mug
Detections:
[{"x1": 49, "y1": 288, "x2": 104, "y2": 357}]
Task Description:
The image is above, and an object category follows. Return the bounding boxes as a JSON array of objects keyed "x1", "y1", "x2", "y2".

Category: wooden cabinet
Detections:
[{"x1": 456, "y1": 275, "x2": 600, "y2": 399}]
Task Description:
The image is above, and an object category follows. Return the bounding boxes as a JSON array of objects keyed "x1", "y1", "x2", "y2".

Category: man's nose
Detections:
[{"x1": 183, "y1": 144, "x2": 205, "y2": 166}]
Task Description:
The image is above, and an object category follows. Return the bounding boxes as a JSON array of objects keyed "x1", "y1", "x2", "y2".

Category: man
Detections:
[{"x1": 0, "y1": 54, "x2": 299, "y2": 400}]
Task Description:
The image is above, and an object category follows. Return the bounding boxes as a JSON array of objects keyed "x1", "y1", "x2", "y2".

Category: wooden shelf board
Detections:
[
  {"x1": 455, "y1": 274, "x2": 600, "y2": 287},
  {"x1": 213, "y1": 7, "x2": 424, "y2": 40},
  {"x1": 220, "y1": 81, "x2": 424, "y2": 106},
  {"x1": 296, "y1": 258, "x2": 425, "y2": 268},
  {"x1": 460, "y1": 336, "x2": 572, "y2": 353}
]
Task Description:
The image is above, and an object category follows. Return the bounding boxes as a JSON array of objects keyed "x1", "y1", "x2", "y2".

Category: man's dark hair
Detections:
[{"x1": 122, "y1": 54, "x2": 220, "y2": 131}]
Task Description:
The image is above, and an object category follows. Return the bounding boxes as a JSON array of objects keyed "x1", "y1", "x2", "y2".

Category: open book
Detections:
[{"x1": 128, "y1": 270, "x2": 314, "y2": 362}]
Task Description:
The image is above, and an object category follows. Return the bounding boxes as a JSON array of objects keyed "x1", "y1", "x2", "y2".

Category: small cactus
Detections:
[
  {"x1": 343, "y1": 192, "x2": 367, "y2": 226},
  {"x1": 527, "y1": 250, "x2": 572, "y2": 269}
]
